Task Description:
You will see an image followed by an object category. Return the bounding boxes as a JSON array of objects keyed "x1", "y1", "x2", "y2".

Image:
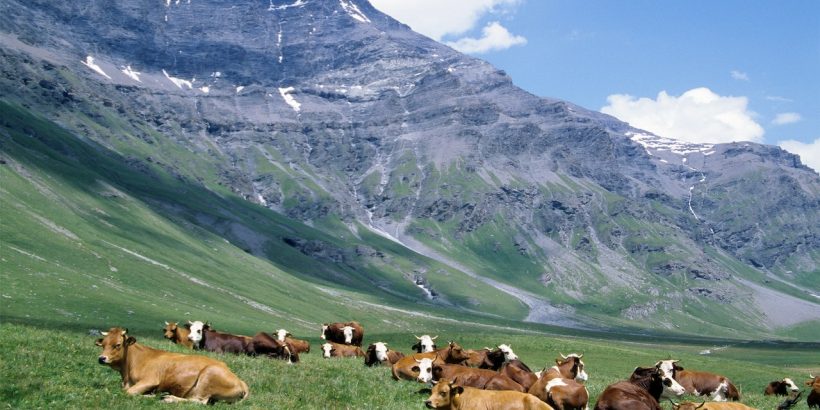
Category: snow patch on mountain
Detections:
[
  {"x1": 278, "y1": 87, "x2": 301, "y2": 112},
  {"x1": 339, "y1": 0, "x2": 370, "y2": 23},
  {"x1": 82, "y1": 56, "x2": 110, "y2": 79},
  {"x1": 626, "y1": 131, "x2": 714, "y2": 156}
]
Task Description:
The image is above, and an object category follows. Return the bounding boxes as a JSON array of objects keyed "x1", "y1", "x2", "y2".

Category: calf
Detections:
[
  {"x1": 412, "y1": 334, "x2": 438, "y2": 353},
  {"x1": 765, "y1": 378, "x2": 800, "y2": 396},
  {"x1": 187, "y1": 321, "x2": 251, "y2": 354},
  {"x1": 321, "y1": 321, "x2": 364, "y2": 346},
  {"x1": 422, "y1": 361, "x2": 525, "y2": 392},
  {"x1": 321, "y1": 342, "x2": 364, "y2": 358},
  {"x1": 808, "y1": 374, "x2": 820, "y2": 409},
  {"x1": 655, "y1": 360, "x2": 739, "y2": 401},
  {"x1": 364, "y1": 342, "x2": 405, "y2": 366},
  {"x1": 425, "y1": 378, "x2": 553, "y2": 410},
  {"x1": 670, "y1": 401, "x2": 755, "y2": 410},
  {"x1": 249, "y1": 332, "x2": 298, "y2": 363},
  {"x1": 594, "y1": 366, "x2": 685, "y2": 410},
  {"x1": 162, "y1": 321, "x2": 193, "y2": 349},
  {"x1": 96, "y1": 327, "x2": 248, "y2": 404},
  {"x1": 529, "y1": 367, "x2": 588, "y2": 410},
  {"x1": 392, "y1": 341, "x2": 472, "y2": 381}
]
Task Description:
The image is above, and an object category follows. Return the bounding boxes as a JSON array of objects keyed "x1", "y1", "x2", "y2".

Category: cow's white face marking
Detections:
[
  {"x1": 546, "y1": 378, "x2": 568, "y2": 392},
  {"x1": 276, "y1": 329, "x2": 288, "y2": 341},
  {"x1": 342, "y1": 326, "x2": 354, "y2": 344},
  {"x1": 783, "y1": 378, "x2": 799, "y2": 392},
  {"x1": 418, "y1": 335, "x2": 436, "y2": 353},
  {"x1": 320, "y1": 325, "x2": 328, "y2": 340},
  {"x1": 187, "y1": 321, "x2": 205, "y2": 343},
  {"x1": 498, "y1": 344, "x2": 518, "y2": 361},
  {"x1": 321, "y1": 343, "x2": 333, "y2": 358},
  {"x1": 415, "y1": 358, "x2": 435, "y2": 383},
  {"x1": 564, "y1": 353, "x2": 588, "y2": 381},
  {"x1": 374, "y1": 342, "x2": 389, "y2": 362},
  {"x1": 655, "y1": 360, "x2": 685, "y2": 397}
]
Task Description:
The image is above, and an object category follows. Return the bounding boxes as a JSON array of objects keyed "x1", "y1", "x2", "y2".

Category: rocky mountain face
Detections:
[{"x1": 1, "y1": 0, "x2": 818, "y2": 335}]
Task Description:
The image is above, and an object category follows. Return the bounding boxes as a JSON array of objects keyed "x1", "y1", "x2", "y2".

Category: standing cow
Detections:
[
  {"x1": 96, "y1": 327, "x2": 248, "y2": 404},
  {"x1": 807, "y1": 374, "x2": 820, "y2": 409},
  {"x1": 321, "y1": 321, "x2": 364, "y2": 346}
]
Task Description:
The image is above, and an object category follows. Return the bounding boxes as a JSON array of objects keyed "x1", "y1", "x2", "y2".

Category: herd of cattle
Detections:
[{"x1": 91, "y1": 320, "x2": 820, "y2": 409}]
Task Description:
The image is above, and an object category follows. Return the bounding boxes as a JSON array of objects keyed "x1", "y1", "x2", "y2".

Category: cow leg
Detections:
[
  {"x1": 161, "y1": 395, "x2": 208, "y2": 404},
  {"x1": 125, "y1": 380, "x2": 159, "y2": 396}
]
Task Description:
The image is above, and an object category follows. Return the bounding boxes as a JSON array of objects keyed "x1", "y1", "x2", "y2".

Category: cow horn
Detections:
[
  {"x1": 432, "y1": 335, "x2": 438, "y2": 340},
  {"x1": 811, "y1": 373, "x2": 815, "y2": 378},
  {"x1": 101, "y1": 331, "x2": 108, "y2": 336},
  {"x1": 668, "y1": 399, "x2": 679, "y2": 407},
  {"x1": 164, "y1": 321, "x2": 169, "y2": 325},
  {"x1": 696, "y1": 400, "x2": 706, "y2": 409},
  {"x1": 578, "y1": 353, "x2": 583, "y2": 358},
  {"x1": 560, "y1": 352, "x2": 567, "y2": 359},
  {"x1": 415, "y1": 335, "x2": 421, "y2": 339}
]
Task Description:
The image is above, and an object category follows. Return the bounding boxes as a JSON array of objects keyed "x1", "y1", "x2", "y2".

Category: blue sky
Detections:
[{"x1": 369, "y1": 0, "x2": 819, "y2": 170}]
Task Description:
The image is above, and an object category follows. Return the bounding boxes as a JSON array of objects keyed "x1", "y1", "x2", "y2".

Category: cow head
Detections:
[
  {"x1": 95, "y1": 327, "x2": 135, "y2": 367},
  {"x1": 320, "y1": 324, "x2": 329, "y2": 340},
  {"x1": 781, "y1": 378, "x2": 800, "y2": 393},
  {"x1": 669, "y1": 400, "x2": 707, "y2": 410},
  {"x1": 413, "y1": 335, "x2": 438, "y2": 353},
  {"x1": 413, "y1": 358, "x2": 435, "y2": 383},
  {"x1": 321, "y1": 343, "x2": 334, "y2": 358},
  {"x1": 645, "y1": 362, "x2": 686, "y2": 397},
  {"x1": 275, "y1": 328, "x2": 290, "y2": 342},
  {"x1": 342, "y1": 326, "x2": 355, "y2": 344},
  {"x1": 373, "y1": 342, "x2": 389, "y2": 362},
  {"x1": 807, "y1": 374, "x2": 820, "y2": 389},
  {"x1": 162, "y1": 321, "x2": 178, "y2": 340},
  {"x1": 445, "y1": 341, "x2": 470, "y2": 363},
  {"x1": 425, "y1": 378, "x2": 463, "y2": 409},
  {"x1": 557, "y1": 353, "x2": 588, "y2": 382},
  {"x1": 186, "y1": 320, "x2": 210, "y2": 344},
  {"x1": 497, "y1": 344, "x2": 518, "y2": 361}
]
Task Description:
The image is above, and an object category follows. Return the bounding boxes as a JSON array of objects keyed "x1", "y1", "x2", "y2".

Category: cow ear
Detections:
[
  {"x1": 184, "y1": 322, "x2": 191, "y2": 329},
  {"x1": 674, "y1": 364, "x2": 684, "y2": 371},
  {"x1": 453, "y1": 386, "x2": 464, "y2": 395},
  {"x1": 95, "y1": 338, "x2": 103, "y2": 346},
  {"x1": 125, "y1": 336, "x2": 137, "y2": 346}
]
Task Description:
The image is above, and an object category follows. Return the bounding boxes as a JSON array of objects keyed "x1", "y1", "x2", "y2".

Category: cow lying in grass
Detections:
[
  {"x1": 424, "y1": 378, "x2": 552, "y2": 410},
  {"x1": 96, "y1": 327, "x2": 248, "y2": 404}
]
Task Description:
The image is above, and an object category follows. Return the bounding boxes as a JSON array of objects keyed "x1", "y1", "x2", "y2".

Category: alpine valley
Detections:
[{"x1": 1, "y1": 0, "x2": 818, "y2": 341}]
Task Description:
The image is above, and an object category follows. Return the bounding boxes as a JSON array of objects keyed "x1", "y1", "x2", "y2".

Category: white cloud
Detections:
[
  {"x1": 444, "y1": 21, "x2": 527, "y2": 53},
  {"x1": 730, "y1": 70, "x2": 749, "y2": 81},
  {"x1": 369, "y1": 0, "x2": 525, "y2": 49},
  {"x1": 601, "y1": 87, "x2": 764, "y2": 144},
  {"x1": 772, "y1": 112, "x2": 802, "y2": 125},
  {"x1": 766, "y1": 95, "x2": 793, "y2": 103},
  {"x1": 778, "y1": 138, "x2": 820, "y2": 172}
]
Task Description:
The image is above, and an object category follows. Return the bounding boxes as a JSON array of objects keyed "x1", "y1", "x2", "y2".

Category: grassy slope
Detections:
[{"x1": 1, "y1": 323, "x2": 818, "y2": 409}]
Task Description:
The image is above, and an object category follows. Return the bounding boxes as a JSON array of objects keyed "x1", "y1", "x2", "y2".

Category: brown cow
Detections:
[
  {"x1": 364, "y1": 342, "x2": 405, "y2": 366},
  {"x1": 425, "y1": 361, "x2": 526, "y2": 392},
  {"x1": 670, "y1": 401, "x2": 756, "y2": 410},
  {"x1": 321, "y1": 342, "x2": 364, "y2": 358},
  {"x1": 808, "y1": 374, "x2": 820, "y2": 409},
  {"x1": 95, "y1": 327, "x2": 248, "y2": 404},
  {"x1": 162, "y1": 321, "x2": 193, "y2": 349},
  {"x1": 501, "y1": 360, "x2": 538, "y2": 391},
  {"x1": 529, "y1": 367, "x2": 589, "y2": 410},
  {"x1": 249, "y1": 332, "x2": 298, "y2": 363},
  {"x1": 594, "y1": 366, "x2": 685, "y2": 410},
  {"x1": 550, "y1": 354, "x2": 589, "y2": 382},
  {"x1": 464, "y1": 347, "x2": 492, "y2": 368},
  {"x1": 765, "y1": 378, "x2": 800, "y2": 396},
  {"x1": 656, "y1": 360, "x2": 740, "y2": 401},
  {"x1": 392, "y1": 341, "x2": 472, "y2": 381},
  {"x1": 425, "y1": 378, "x2": 553, "y2": 410},
  {"x1": 273, "y1": 329, "x2": 310, "y2": 354},
  {"x1": 187, "y1": 321, "x2": 251, "y2": 354},
  {"x1": 321, "y1": 321, "x2": 364, "y2": 346}
]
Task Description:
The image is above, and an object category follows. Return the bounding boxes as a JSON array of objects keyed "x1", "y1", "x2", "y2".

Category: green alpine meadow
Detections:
[{"x1": 1, "y1": 0, "x2": 818, "y2": 409}]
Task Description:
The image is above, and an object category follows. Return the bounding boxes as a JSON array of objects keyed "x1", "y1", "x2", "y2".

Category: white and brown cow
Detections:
[
  {"x1": 765, "y1": 378, "x2": 800, "y2": 396},
  {"x1": 273, "y1": 328, "x2": 310, "y2": 355},
  {"x1": 321, "y1": 342, "x2": 364, "y2": 358},
  {"x1": 655, "y1": 360, "x2": 739, "y2": 401},
  {"x1": 321, "y1": 321, "x2": 364, "y2": 346}
]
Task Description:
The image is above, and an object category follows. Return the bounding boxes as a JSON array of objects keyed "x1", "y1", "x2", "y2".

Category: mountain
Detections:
[{"x1": 1, "y1": 0, "x2": 818, "y2": 339}]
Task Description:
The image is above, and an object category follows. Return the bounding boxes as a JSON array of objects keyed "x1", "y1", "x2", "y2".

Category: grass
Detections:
[{"x1": 1, "y1": 323, "x2": 818, "y2": 409}]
